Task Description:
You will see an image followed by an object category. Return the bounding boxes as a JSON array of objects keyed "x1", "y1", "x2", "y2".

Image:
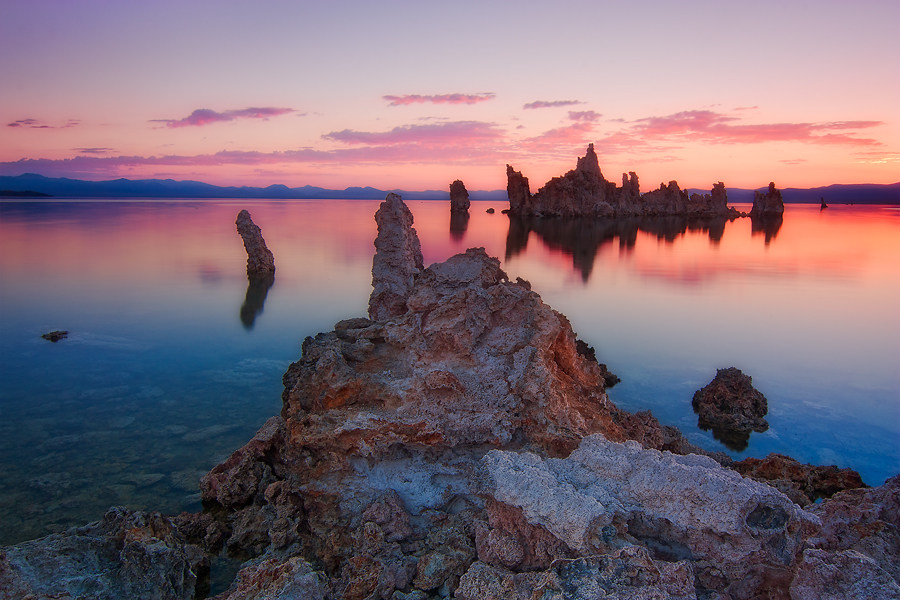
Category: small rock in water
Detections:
[{"x1": 41, "y1": 330, "x2": 68, "y2": 342}]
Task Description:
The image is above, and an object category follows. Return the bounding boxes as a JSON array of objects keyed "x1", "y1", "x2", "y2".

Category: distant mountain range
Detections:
[{"x1": 1, "y1": 173, "x2": 898, "y2": 204}]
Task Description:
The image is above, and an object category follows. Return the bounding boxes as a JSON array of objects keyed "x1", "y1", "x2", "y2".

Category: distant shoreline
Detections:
[{"x1": 1, "y1": 174, "x2": 898, "y2": 205}]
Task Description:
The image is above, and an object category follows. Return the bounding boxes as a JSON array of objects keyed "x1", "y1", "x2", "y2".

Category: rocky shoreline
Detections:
[{"x1": 1, "y1": 194, "x2": 897, "y2": 599}]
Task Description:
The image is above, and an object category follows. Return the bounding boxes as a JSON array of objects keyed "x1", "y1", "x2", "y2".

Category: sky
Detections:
[{"x1": 1, "y1": 0, "x2": 899, "y2": 192}]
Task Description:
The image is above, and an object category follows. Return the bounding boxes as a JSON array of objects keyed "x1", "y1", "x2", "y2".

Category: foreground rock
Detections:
[
  {"x1": 0, "y1": 507, "x2": 206, "y2": 600},
  {"x1": 193, "y1": 193, "x2": 900, "y2": 599},
  {"x1": 507, "y1": 144, "x2": 740, "y2": 219},
  {"x1": 692, "y1": 367, "x2": 768, "y2": 450},
  {"x1": 235, "y1": 209, "x2": 275, "y2": 280},
  {"x1": 480, "y1": 435, "x2": 819, "y2": 598}
]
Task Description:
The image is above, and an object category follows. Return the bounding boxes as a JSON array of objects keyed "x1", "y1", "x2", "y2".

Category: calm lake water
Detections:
[{"x1": 1, "y1": 198, "x2": 898, "y2": 545}]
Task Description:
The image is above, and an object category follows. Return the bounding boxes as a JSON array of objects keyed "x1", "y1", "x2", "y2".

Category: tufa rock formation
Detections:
[
  {"x1": 507, "y1": 144, "x2": 740, "y2": 219},
  {"x1": 449, "y1": 180, "x2": 470, "y2": 213},
  {"x1": 750, "y1": 182, "x2": 786, "y2": 216},
  {"x1": 235, "y1": 209, "x2": 275, "y2": 280},
  {"x1": 368, "y1": 192, "x2": 424, "y2": 321},
  {"x1": 190, "y1": 193, "x2": 898, "y2": 599},
  {"x1": 692, "y1": 367, "x2": 769, "y2": 451}
]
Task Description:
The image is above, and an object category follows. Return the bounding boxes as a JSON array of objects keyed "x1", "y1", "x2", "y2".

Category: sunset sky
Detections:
[{"x1": 1, "y1": 0, "x2": 898, "y2": 192}]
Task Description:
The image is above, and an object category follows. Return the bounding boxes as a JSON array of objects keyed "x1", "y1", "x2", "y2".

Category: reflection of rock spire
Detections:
[
  {"x1": 236, "y1": 209, "x2": 275, "y2": 329},
  {"x1": 240, "y1": 274, "x2": 274, "y2": 330}
]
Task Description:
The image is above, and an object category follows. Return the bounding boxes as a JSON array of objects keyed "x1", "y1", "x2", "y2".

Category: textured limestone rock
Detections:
[
  {"x1": 481, "y1": 434, "x2": 820, "y2": 597},
  {"x1": 751, "y1": 181, "x2": 785, "y2": 216},
  {"x1": 806, "y1": 474, "x2": 900, "y2": 583},
  {"x1": 457, "y1": 545, "x2": 696, "y2": 600},
  {"x1": 449, "y1": 179, "x2": 470, "y2": 213},
  {"x1": 368, "y1": 193, "x2": 424, "y2": 321},
  {"x1": 692, "y1": 367, "x2": 768, "y2": 450},
  {"x1": 236, "y1": 209, "x2": 276, "y2": 280},
  {"x1": 789, "y1": 548, "x2": 900, "y2": 600},
  {"x1": 506, "y1": 145, "x2": 739, "y2": 218},
  {"x1": 210, "y1": 556, "x2": 328, "y2": 600},
  {"x1": 733, "y1": 453, "x2": 866, "y2": 506},
  {"x1": 0, "y1": 507, "x2": 205, "y2": 600}
]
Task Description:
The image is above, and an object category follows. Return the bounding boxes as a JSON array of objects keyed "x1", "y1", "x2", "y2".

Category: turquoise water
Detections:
[{"x1": 1, "y1": 199, "x2": 898, "y2": 545}]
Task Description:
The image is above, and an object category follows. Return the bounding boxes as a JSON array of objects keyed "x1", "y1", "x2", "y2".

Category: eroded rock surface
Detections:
[
  {"x1": 482, "y1": 435, "x2": 819, "y2": 597},
  {"x1": 236, "y1": 209, "x2": 275, "y2": 280},
  {"x1": 0, "y1": 507, "x2": 205, "y2": 600},
  {"x1": 733, "y1": 453, "x2": 866, "y2": 506},
  {"x1": 507, "y1": 144, "x2": 740, "y2": 218}
]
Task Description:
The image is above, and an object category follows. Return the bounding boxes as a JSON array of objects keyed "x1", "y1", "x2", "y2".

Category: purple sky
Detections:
[{"x1": 1, "y1": 0, "x2": 898, "y2": 190}]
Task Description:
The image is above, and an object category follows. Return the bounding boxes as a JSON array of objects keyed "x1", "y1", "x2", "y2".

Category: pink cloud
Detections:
[
  {"x1": 152, "y1": 107, "x2": 296, "y2": 128},
  {"x1": 322, "y1": 121, "x2": 503, "y2": 145},
  {"x1": 632, "y1": 110, "x2": 882, "y2": 146},
  {"x1": 383, "y1": 93, "x2": 495, "y2": 106},
  {"x1": 523, "y1": 100, "x2": 582, "y2": 110},
  {"x1": 568, "y1": 111, "x2": 602, "y2": 122},
  {"x1": 526, "y1": 122, "x2": 594, "y2": 146}
]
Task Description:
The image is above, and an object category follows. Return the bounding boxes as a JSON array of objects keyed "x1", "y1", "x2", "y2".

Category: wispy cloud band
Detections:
[
  {"x1": 152, "y1": 107, "x2": 296, "y2": 128},
  {"x1": 523, "y1": 100, "x2": 582, "y2": 110},
  {"x1": 383, "y1": 93, "x2": 495, "y2": 106}
]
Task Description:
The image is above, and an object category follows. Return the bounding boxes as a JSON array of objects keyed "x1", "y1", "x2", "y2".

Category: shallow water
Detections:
[{"x1": 0, "y1": 199, "x2": 898, "y2": 545}]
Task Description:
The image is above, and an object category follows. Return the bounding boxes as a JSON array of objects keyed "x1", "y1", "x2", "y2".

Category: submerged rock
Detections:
[
  {"x1": 236, "y1": 210, "x2": 275, "y2": 280},
  {"x1": 40, "y1": 330, "x2": 68, "y2": 342},
  {"x1": 692, "y1": 367, "x2": 769, "y2": 450}
]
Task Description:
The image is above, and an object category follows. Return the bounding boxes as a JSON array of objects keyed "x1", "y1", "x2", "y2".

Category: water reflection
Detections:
[
  {"x1": 449, "y1": 211, "x2": 470, "y2": 240},
  {"x1": 239, "y1": 274, "x2": 274, "y2": 329},
  {"x1": 506, "y1": 214, "x2": 732, "y2": 281},
  {"x1": 696, "y1": 419, "x2": 752, "y2": 452},
  {"x1": 750, "y1": 214, "x2": 783, "y2": 244}
]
